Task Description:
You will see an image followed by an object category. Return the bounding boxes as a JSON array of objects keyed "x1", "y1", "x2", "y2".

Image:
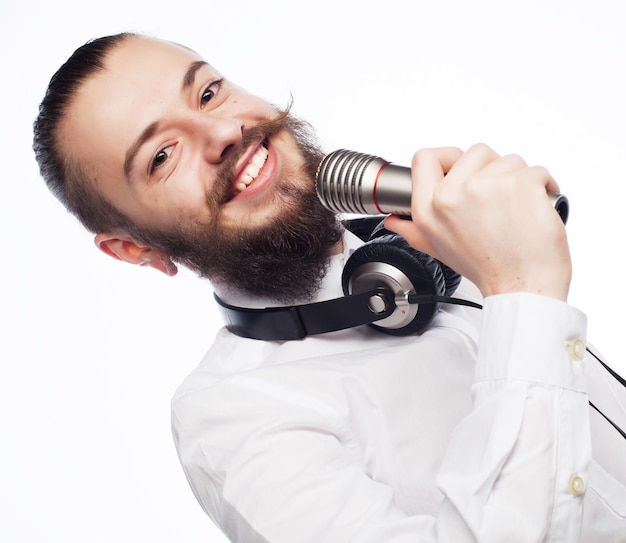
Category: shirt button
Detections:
[
  {"x1": 568, "y1": 475, "x2": 585, "y2": 496},
  {"x1": 568, "y1": 338, "x2": 586, "y2": 361}
]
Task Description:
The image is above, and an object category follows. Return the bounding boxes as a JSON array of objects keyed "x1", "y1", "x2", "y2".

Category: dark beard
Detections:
[{"x1": 133, "y1": 112, "x2": 343, "y2": 304}]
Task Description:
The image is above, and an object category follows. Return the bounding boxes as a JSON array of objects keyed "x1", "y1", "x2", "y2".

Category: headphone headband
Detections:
[{"x1": 215, "y1": 287, "x2": 396, "y2": 340}]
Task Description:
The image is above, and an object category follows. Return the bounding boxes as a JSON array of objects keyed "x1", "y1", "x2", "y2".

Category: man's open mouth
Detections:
[{"x1": 233, "y1": 142, "x2": 269, "y2": 194}]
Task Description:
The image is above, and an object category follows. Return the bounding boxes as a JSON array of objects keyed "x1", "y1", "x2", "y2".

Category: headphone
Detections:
[{"x1": 214, "y1": 217, "x2": 479, "y2": 341}]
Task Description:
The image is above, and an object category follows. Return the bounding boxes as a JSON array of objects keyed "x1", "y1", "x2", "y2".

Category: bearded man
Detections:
[{"x1": 33, "y1": 33, "x2": 626, "y2": 542}]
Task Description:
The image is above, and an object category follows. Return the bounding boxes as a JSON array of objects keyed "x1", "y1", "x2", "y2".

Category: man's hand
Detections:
[{"x1": 384, "y1": 144, "x2": 572, "y2": 301}]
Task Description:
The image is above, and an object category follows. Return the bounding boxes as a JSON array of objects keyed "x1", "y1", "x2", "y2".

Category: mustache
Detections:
[{"x1": 211, "y1": 103, "x2": 294, "y2": 207}]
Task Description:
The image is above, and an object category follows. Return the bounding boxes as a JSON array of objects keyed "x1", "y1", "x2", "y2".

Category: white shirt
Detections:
[{"x1": 171, "y1": 232, "x2": 626, "y2": 542}]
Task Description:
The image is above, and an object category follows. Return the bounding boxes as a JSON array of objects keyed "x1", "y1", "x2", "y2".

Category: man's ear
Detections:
[{"x1": 94, "y1": 233, "x2": 178, "y2": 276}]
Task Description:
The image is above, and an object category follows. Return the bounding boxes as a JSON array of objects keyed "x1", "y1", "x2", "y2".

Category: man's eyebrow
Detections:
[
  {"x1": 123, "y1": 60, "x2": 209, "y2": 183},
  {"x1": 123, "y1": 121, "x2": 160, "y2": 182},
  {"x1": 182, "y1": 60, "x2": 209, "y2": 91}
]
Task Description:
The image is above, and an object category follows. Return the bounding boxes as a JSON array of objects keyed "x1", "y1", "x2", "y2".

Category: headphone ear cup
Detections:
[
  {"x1": 368, "y1": 221, "x2": 462, "y2": 297},
  {"x1": 342, "y1": 234, "x2": 447, "y2": 336},
  {"x1": 440, "y1": 262, "x2": 462, "y2": 296}
]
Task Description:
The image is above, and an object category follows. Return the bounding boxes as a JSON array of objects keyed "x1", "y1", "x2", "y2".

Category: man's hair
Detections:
[{"x1": 33, "y1": 32, "x2": 141, "y2": 235}]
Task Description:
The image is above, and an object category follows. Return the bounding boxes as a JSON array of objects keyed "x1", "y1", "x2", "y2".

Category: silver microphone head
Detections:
[{"x1": 316, "y1": 149, "x2": 410, "y2": 215}]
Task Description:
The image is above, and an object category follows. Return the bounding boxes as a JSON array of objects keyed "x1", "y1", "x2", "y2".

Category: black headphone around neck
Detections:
[{"x1": 214, "y1": 217, "x2": 479, "y2": 341}]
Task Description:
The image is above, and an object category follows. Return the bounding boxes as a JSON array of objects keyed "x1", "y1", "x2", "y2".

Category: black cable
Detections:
[
  {"x1": 586, "y1": 346, "x2": 626, "y2": 387},
  {"x1": 585, "y1": 347, "x2": 626, "y2": 440},
  {"x1": 589, "y1": 401, "x2": 626, "y2": 440},
  {"x1": 407, "y1": 294, "x2": 484, "y2": 309}
]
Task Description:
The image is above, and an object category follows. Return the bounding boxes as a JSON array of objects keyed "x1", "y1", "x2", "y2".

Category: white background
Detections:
[{"x1": 1, "y1": 0, "x2": 624, "y2": 541}]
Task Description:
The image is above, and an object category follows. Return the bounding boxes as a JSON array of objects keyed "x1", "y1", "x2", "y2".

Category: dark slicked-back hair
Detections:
[{"x1": 33, "y1": 32, "x2": 142, "y2": 235}]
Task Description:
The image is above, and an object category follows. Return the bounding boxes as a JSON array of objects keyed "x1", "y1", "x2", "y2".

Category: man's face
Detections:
[
  {"x1": 60, "y1": 36, "x2": 341, "y2": 301},
  {"x1": 62, "y1": 36, "x2": 310, "y2": 232}
]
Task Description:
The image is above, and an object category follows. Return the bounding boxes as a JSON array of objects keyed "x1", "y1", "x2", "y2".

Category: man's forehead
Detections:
[{"x1": 105, "y1": 35, "x2": 205, "y2": 72}]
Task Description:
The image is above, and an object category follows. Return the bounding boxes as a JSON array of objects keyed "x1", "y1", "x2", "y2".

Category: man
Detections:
[{"x1": 33, "y1": 33, "x2": 625, "y2": 541}]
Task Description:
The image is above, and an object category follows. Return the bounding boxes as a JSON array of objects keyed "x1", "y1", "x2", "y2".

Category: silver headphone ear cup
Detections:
[
  {"x1": 346, "y1": 260, "x2": 420, "y2": 331},
  {"x1": 342, "y1": 235, "x2": 446, "y2": 335}
]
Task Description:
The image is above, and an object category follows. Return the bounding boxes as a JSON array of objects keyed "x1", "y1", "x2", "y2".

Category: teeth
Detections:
[
  {"x1": 252, "y1": 152, "x2": 266, "y2": 168},
  {"x1": 236, "y1": 145, "x2": 268, "y2": 192}
]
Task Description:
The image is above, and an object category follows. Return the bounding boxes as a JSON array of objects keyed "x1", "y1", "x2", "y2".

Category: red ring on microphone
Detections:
[{"x1": 373, "y1": 161, "x2": 392, "y2": 214}]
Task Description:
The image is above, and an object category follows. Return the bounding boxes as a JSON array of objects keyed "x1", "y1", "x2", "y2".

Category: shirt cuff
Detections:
[{"x1": 476, "y1": 292, "x2": 588, "y2": 391}]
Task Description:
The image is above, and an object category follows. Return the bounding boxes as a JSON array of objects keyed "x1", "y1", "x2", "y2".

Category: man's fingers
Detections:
[
  {"x1": 410, "y1": 146, "x2": 463, "y2": 216},
  {"x1": 442, "y1": 143, "x2": 501, "y2": 183}
]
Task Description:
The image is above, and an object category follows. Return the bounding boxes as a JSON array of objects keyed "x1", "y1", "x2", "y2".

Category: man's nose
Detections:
[{"x1": 192, "y1": 113, "x2": 243, "y2": 163}]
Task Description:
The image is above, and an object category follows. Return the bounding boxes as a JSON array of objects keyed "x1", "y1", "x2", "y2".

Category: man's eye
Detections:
[
  {"x1": 150, "y1": 145, "x2": 174, "y2": 173},
  {"x1": 200, "y1": 79, "x2": 223, "y2": 107}
]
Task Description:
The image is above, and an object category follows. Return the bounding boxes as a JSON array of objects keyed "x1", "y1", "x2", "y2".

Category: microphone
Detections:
[{"x1": 316, "y1": 149, "x2": 569, "y2": 224}]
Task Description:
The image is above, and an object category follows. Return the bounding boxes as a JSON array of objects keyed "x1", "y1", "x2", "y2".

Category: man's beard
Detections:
[{"x1": 133, "y1": 111, "x2": 343, "y2": 304}]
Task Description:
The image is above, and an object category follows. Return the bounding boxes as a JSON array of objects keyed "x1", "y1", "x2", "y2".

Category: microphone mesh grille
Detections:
[{"x1": 316, "y1": 149, "x2": 380, "y2": 214}]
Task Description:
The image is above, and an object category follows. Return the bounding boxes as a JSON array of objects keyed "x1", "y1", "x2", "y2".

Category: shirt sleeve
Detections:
[
  {"x1": 172, "y1": 293, "x2": 591, "y2": 543},
  {"x1": 436, "y1": 293, "x2": 591, "y2": 542}
]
